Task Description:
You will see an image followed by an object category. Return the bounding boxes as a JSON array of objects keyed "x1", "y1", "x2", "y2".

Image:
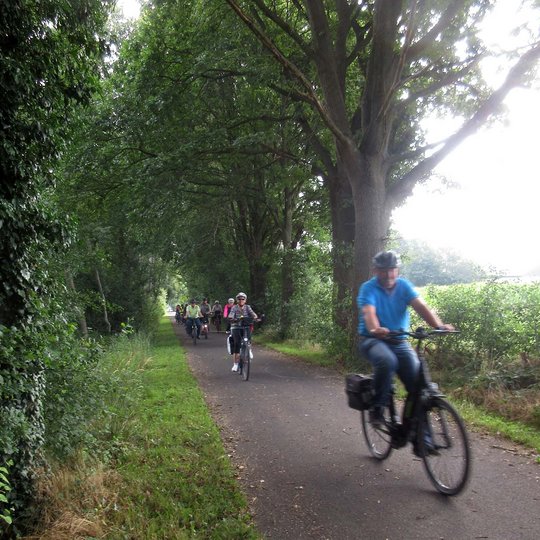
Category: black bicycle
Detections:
[
  {"x1": 187, "y1": 317, "x2": 198, "y2": 345},
  {"x1": 347, "y1": 328, "x2": 471, "y2": 496},
  {"x1": 236, "y1": 317, "x2": 253, "y2": 381}
]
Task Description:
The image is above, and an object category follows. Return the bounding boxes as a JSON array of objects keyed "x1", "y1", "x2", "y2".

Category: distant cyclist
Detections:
[
  {"x1": 228, "y1": 292, "x2": 258, "y2": 372},
  {"x1": 200, "y1": 297, "x2": 211, "y2": 329},
  {"x1": 185, "y1": 299, "x2": 202, "y2": 339},
  {"x1": 357, "y1": 251, "x2": 454, "y2": 428},
  {"x1": 223, "y1": 297, "x2": 235, "y2": 333},
  {"x1": 174, "y1": 304, "x2": 182, "y2": 325},
  {"x1": 200, "y1": 298, "x2": 211, "y2": 319},
  {"x1": 211, "y1": 300, "x2": 223, "y2": 331}
]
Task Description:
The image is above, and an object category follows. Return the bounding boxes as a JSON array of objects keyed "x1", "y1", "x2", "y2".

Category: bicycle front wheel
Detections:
[
  {"x1": 361, "y1": 406, "x2": 393, "y2": 460},
  {"x1": 418, "y1": 398, "x2": 471, "y2": 496},
  {"x1": 240, "y1": 344, "x2": 250, "y2": 381}
]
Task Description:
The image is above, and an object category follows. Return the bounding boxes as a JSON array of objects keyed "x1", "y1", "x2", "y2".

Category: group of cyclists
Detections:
[
  {"x1": 175, "y1": 298, "x2": 223, "y2": 338},
  {"x1": 174, "y1": 292, "x2": 259, "y2": 372},
  {"x1": 174, "y1": 249, "x2": 452, "y2": 413}
]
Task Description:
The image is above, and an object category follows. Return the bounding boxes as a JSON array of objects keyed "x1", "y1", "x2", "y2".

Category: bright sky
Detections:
[
  {"x1": 117, "y1": 0, "x2": 140, "y2": 19},
  {"x1": 394, "y1": 1, "x2": 540, "y2": 276},
  {"x1": 117, "y1": 1, "x2": 539, "y2": 275}
]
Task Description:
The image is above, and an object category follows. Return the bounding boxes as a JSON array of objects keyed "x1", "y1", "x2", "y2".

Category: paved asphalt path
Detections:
[{"x1": 171, "y1": 319, "x2": 539, "y2": 540}]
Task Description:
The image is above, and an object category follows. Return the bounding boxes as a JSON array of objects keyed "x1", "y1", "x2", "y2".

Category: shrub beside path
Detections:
[{"x1": 173, "y1": 319, "x2": 540, "y2": 540}]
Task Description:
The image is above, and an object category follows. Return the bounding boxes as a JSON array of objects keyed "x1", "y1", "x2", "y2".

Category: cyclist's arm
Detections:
[
  {"x1": 410, "y1": 297, "x2": 454, "y2": 331},
  {"x1": 362, "y1": 305, "x2": 389, "y2": 337}
]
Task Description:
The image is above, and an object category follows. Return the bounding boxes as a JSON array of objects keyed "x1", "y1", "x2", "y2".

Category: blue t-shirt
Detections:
[{"x1": 357, "y1": 277, "x2": 419, "y2": 337}]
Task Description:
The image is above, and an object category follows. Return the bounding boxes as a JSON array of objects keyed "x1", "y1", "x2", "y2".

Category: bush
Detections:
[
  {"x1": 43, "y1": 331, "x2": 150, "y2": 464},
  {"x1": 415, "y1": 280, "x2": 540, "y2": 374}
]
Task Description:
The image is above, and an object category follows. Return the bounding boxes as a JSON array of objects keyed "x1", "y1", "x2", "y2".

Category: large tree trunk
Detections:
[
  {"x1": 353, "y1": 172, "x2": 390, "y2": 285},
  {"x1": 339, "y1": 142, "x2": 391, "y2": 286},
  {"x1": 327, "y1": 167, "x2": 355, "y2": 327}
]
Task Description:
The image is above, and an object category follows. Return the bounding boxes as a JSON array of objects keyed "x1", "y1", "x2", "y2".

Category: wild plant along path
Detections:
[{"x1": 172, "y1": 320, "x2": 539, "y2": 539}]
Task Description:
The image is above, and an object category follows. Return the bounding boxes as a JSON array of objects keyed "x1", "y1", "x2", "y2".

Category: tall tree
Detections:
[{"x1": 225, "y1": 0, "x2": 540, "y2": 296}]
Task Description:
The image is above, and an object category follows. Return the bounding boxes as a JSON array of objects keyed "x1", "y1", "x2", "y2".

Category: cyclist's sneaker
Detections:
[
  {"x1": 413, "y1": 439, "x2": 440, "y2": 457},
  {"x1": 231, "y1": 363, "x2": 239, "y2": 372},
  {"x1": 369, "y1": 406, "x2": 385, "y2": 427}
]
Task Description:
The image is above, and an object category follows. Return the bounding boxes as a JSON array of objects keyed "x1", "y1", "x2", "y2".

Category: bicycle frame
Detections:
[
  {"x1": 235, "y1": 320, "x2": 253, "y2": 381},
  {"x1": 382, "y1": 333, "x2": 445, "y2": 445}
]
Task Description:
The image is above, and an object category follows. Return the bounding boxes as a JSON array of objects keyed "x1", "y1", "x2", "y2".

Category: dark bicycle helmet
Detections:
[{"x1": 372, "y1": 250, "x2": 401, "y2": 269}]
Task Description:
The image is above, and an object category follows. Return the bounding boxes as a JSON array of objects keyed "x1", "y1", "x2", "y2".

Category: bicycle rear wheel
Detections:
[
  {"x1": 361, "y1": 406, "x2": 393, "y2": 460},
  {"x1": 240, "y1": 344, "x2": 250, "y2": 381},
  {"x1": 418, "y1": 398, "x2": 471, "y2": 495}
]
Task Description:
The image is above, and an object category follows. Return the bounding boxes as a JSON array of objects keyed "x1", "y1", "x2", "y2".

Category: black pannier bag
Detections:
[{"x1": 345, "y1": 374, "x2": 373, "y2": 411}]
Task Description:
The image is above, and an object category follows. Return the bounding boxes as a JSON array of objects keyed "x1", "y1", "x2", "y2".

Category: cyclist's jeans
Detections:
[
  {"x1": 359, "y1": 338, "x2": 419, "y2": 408},
  {"x1": 186, "y1": 317, "x2": 201, "y2": 337}
]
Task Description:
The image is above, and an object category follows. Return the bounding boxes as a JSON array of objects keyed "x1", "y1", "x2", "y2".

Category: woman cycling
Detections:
[{"x1": 228, "y1": 292, "x2": 257, "y2": 372}]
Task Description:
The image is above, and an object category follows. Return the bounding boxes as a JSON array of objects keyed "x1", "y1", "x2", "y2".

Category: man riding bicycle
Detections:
[
  {"x1": 357, "y1": 251, "x2": 454, "y2": 428},
  {"x1": 211, "y1": 300, "x2": 222, "y2": 330},
  {"x1": 185, "y1": 299, "x2": 202, "y2": 339}
]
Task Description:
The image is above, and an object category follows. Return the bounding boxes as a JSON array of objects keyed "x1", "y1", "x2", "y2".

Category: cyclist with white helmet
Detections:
[{"x1": 228, "y1": 292, "x2": 258, "y2": 372}]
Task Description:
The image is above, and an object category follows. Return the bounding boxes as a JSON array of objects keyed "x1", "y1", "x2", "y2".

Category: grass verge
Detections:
[
  {"x1": 28, "y1": 319, "x2": 259, "y2": 539},
  {"x1": 106, "y1": 318, "x2": 258, "y2": 538},
  {"x1": 255, "y1": 336, "x2": 334, "y2": 367},
  {"x1": 452, "y1": 398, "x2": 540, "y2": 460}
]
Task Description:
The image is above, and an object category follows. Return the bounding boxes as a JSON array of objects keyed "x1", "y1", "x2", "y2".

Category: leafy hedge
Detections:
[
  {"x1": 417, "y1": 280, "x2": 540, "y2": 378},
  {"x1": 0, "y1": 1, "x2": 110, "y2": 536}
]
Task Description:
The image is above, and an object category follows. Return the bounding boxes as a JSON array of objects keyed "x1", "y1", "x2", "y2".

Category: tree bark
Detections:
[{"x1": 326, "y1": 167, "x2": 355, "y2": 326}]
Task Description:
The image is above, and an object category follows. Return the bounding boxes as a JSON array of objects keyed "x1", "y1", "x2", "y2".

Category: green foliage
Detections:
[
  {"x1": 43, "y1": 329, "x2": 149, "y2": 465},
  {"x1": 1, "y1": 463, "x2": 13, "y2": 527},
  {"x1": 416, "y1": 280, "x2": 540, "y2": 378},
  {"x1": 0, "y1": 0, "x2": 112, "y2": 532}
]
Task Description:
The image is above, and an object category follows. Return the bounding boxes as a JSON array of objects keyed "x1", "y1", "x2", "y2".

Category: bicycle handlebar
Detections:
[
  {"x1": 388, "y1": 327, "x2": 460, "y2": 340},
  {"x1": 229, "y1": 316, "x2": 259, "y2": 326}
]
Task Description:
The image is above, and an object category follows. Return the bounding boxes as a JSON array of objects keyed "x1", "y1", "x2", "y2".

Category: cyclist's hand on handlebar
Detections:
[
  {"x1": 370, "y1": 327, "x2": 390, "y2": 338},
  {"x1": 436, "y1": 323, "x2": 455, "y2": 332}
]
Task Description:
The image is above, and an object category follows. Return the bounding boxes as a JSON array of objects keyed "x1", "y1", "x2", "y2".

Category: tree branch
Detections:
[
  {"x1": 386, "y1": 41, "x2": 540, "y2": 208},
  {"x1": 225, "y1": 0, "x2": 350, "y2": 145},
  {"x1": 249, "y1": 0, "x2": 311, "y2": 57},
  {"x1": 398, "y1": 55, "x2": 483, "y2": 108},
  {"x1": 405, "y1": 0, "x2": 468, "y2": 61}
]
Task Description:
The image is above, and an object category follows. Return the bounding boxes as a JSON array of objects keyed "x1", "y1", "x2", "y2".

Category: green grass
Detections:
[
  {"x1": 108, "y1": 318, "x2": 259, "y2": 539},
  {"x1": 453, "y1": 398, "x2": 540, "y2": 459},
  {"x1": 255, "y1": 335, "x2": 334, "y2": 367}
]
